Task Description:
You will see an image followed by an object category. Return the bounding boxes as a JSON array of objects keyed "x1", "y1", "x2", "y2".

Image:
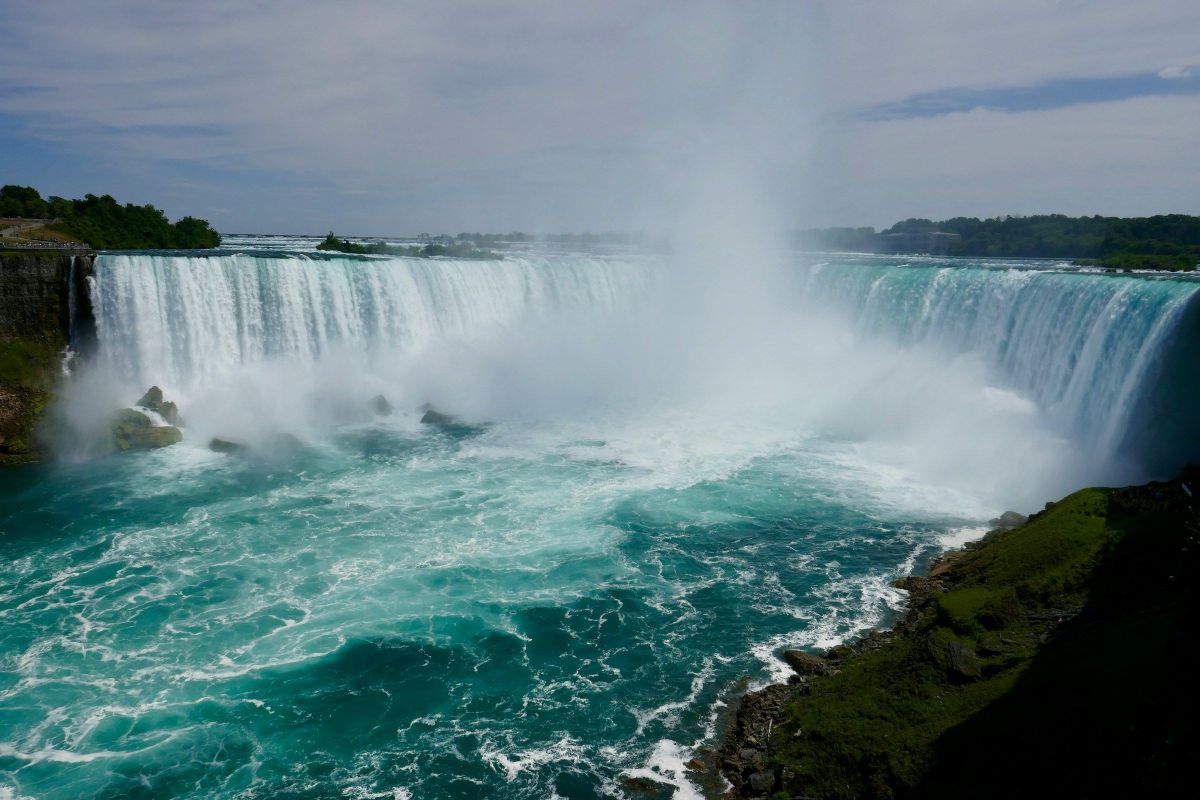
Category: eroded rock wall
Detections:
[{"x1": 0, "y1": 251, "x2": 94, "y2": 461}]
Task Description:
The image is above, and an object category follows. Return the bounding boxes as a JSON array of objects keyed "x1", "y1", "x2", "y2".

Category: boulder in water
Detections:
[
  {"x1": 370, "y1": 394, "x2": 393, "y2": 416},
  {"x1": 112, "y1": 408, "x2": 182, "y2": 451},
  {"x1": 419, "y1": 404, "x2": 457, "y2": 425},
  {"x1": 209, "y1": 437, "x2": 248, "y2": 455},
  {"x1": 209, "y1": 433, "x2": 304, "y2": 457},
  {"x1": 136, "y1": 385, "x2": 182, "y2": 426}
]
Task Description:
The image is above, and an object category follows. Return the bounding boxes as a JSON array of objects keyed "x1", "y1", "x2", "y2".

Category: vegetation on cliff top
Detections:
[
  {"x1": 1, "y1": 185, "x2": 220, "y2": 249},
  {"x1": 798, "y1": 213, "x2": 1200, "y2": 270},
  {"x1": 317, "y1": 232, "x2": 500, "y2": 259},
  {"x1": 746, "y1": 478, "x2": 1197, "y2": 798}
]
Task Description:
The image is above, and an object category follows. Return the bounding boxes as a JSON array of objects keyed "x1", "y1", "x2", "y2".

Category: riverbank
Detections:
[{"x1": 717, "y1": 471, "x2": 1199, "y2": 798}]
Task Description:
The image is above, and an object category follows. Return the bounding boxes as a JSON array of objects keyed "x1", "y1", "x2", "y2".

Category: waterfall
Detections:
[
  {"x1": 90, "y1": 252, "x2": 653, "y2": 390},
  {"x1": 798, "y1": 259, "x2": 1200, "y2": 471},
  {"x1": 88, "y1": 251, "x2": 1200, "y2": 475}
]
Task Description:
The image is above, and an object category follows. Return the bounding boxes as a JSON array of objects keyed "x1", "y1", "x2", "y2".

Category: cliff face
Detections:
[{"x1": 0, "y1": 251, "x2": 94, "y2": 461}]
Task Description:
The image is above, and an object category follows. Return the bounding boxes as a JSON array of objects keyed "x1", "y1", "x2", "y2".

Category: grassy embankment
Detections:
[
  {"x1": 0, "y1": 218, "x2": 85, "y2": 247},
  {"x1": 741, "y1": 477, "x2": 1197, "y2": 798}
]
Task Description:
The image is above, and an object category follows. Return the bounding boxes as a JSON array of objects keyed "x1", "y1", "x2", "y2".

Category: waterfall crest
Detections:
[
  {"x1": 799, "y1": 260, "x2": 1200, "y2": 470},
  {"x1": 91, "y1": 252, "x2": 652, "y2": 390}
]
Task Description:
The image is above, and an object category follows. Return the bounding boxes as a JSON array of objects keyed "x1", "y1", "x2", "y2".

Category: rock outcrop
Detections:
[
  {"x1": 370, "y1": 394, "x2": 393, "y2": 416},
  {"x1": 988, "y1": 510, "x2": 1028, "y2": 529},
  {"x1": 209, "y1": 437, "x2": 248, "y2": 454},
  {"x1": 781, "y1": 650, "x2": 834, "y2": 677},
  {"x1": 419, "y1": 404, "x2": 457, "y2": 425},
  {"x1": 111, "y1": 386, "x2": 183, "y2": 451},
  {"x1": 136, "y1": 385, "x2": 181, "y2": 426},
  {"x1": 112, "y1": 408, "x2": 182, "y2": 450}
]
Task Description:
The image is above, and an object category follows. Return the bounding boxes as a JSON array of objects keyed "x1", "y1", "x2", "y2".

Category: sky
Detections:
[{"x1": 0, "y1": 1, "x2": 1198, "y2": 235}]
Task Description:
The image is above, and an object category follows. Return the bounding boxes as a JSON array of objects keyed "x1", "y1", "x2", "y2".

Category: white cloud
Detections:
[{"x1": 1158, "y1": 65, "x2": 1193, "y2": 79}]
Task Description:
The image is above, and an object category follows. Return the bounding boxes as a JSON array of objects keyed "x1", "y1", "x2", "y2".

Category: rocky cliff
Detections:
[{"x1": 0, "y1": 250, "x2": 94, "y2": 462}]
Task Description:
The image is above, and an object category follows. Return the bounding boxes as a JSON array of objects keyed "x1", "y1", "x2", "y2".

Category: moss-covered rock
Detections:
[{"x1": 112, "y1": 408, "x2": 182, "y2": 451}]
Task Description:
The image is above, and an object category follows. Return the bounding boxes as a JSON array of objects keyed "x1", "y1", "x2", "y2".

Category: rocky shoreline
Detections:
[{"x1": 715, "y1": 473, "x2": 1199, "y2": 798}]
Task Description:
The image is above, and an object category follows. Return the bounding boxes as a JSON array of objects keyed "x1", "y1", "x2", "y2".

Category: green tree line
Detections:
[
  {"x1": 317, "y1": 232, "x2": 500, "y2": 260},
  {"x1": 799, "y1": 214, "x2": 1200, "y2": 270},
  {"x1": 1, "y1": 185, "x2": 220, "y2": 249}
]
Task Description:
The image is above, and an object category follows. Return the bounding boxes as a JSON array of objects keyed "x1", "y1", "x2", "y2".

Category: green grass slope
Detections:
[{"x1": 763, "y1": 479, "x2": 1198, "y2": 799}]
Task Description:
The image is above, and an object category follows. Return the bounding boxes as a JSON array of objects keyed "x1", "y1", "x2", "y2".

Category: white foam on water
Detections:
[
  {"x1": 631, "y1": 659, "x2": 715, "y2": 735},
  {"x1": 622, "y1": 739, "x2": 705, "y2": 800},
  {"x1": 479, "y1": 735, "x2": 587, "y2": 783},
  {"x1": 939, "y1": 525, "x2": 990, "y2": 550}
]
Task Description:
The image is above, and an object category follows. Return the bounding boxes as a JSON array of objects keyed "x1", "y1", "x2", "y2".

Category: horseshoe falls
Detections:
[{"x1": 2, "y1": 245, "x2": 1198, "y2": 799}]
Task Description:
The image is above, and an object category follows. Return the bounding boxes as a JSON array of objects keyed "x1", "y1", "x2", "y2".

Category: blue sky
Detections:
[{"x1": 1, "y1": 1, "x2": 1197, "y2": 233}]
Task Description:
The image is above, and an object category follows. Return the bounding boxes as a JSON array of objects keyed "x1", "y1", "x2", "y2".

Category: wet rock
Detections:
[
  {"x1": 135, "y1": 386, "x2": 163, "y2": 408},
  {"x1": 209, "y1": 437, "x2": 248, "y2": 455},
  {"x1": 370, "y1": 394, "x2": 393, "y2": 416},
  {"x1": 620, "y1": 774, "x2": 675, "y2": 798},
  {"x1": 420, "y1": 406, "x2": 457, "y2": 425},
  {"x1": 208, "y1": 433, "x2": 303, "y2": 458},
  {"x1": 112, "y1": 408, "x2": 182, "y2": 451},
  {"x1": 782, "y1": 650, "x2": 832, "y2": 677},
  {"x1": 685, "y1": 758, "x2": 705, "y2": 771},
  {"x1": 135, "y1": 385, "x2": 182, "y2": 426}
]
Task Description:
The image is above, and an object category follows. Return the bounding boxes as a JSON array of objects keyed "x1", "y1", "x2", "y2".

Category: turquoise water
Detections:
[{"x1": 2, "y1": 247, "x2": 1197, "y2": 798}]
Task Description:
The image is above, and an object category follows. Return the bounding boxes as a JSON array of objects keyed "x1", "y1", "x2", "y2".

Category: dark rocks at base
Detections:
[
  {"x1": 620, "y1": 774, "x2": 676, "y2": 799},
  {"x1": 747, "y1": 769, "x2": 776, "y2": 794},
  {"x1": 370, "y1": 394, "x2": 393, "y2": 416},
  {"x1": 112, "y1": 408, "x2": 182, "y2": 451},
  {"x1": 719, "y1": 683, "x2": 794, "y2": 796},
  {"x1": 208, "y1": 433, "x2": 304, "y2": 457},
  {"x1": 782, "y1": 650, "x2": 834, "y2": 677},
  {"x1": 988, "y1": 510, "x2": 1028, "y2": 529},
  {"x1": 419, "y1": 405, "x2": 457, "y2": 425}
]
